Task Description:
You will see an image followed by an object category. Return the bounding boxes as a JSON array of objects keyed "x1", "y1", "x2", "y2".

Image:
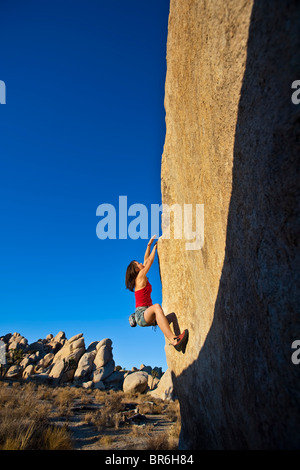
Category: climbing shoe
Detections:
[{"x1": 174, "y1": 329, "x2": 189, "y2": 353}]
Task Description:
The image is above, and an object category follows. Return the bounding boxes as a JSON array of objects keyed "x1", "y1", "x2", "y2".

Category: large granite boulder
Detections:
[
  {"x1": 159, "y1": 0, "x2": 300, "y2": 450},
  {"x1": 123, "y1": 371, "x2": 149, "y2": 394}
]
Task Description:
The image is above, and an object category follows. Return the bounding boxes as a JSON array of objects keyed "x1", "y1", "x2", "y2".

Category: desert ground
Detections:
[{"x1": 0, "y1": 380, "x2": 180, "y2": 450}]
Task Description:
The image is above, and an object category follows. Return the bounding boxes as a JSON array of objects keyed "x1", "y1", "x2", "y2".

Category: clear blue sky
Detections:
[{"x1": 0, "y1": 0, "x2": 170, "y2": 371}]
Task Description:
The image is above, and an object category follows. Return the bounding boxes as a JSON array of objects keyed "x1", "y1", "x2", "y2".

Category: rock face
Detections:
[{"x1": 159, "y1": 0, "x2": 300, "y2": 449}]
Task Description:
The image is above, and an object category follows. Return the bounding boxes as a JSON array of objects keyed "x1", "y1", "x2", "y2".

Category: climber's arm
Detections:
[
  {"x1": 141, "y1": 243, "x2": 157, "y2": 276},
  {"x1": 143, "y1": 235, "x2": 157, "y2": 265}
]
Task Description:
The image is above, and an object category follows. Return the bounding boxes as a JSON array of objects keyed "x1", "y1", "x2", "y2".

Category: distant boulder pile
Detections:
[{"x1": 0, "y1": 332, "x2": 174, "y2": 399}]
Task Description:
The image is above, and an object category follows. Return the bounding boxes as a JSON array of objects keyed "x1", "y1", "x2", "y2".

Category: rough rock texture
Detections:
[{"x1": 159, "y1": 0, "x2": 300, "y2": 449}]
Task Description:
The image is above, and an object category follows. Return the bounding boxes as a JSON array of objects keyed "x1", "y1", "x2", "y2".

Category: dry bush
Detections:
[
  {"x1": 93, "y1": 389, "x2": 107, "y2": 403},
  {"x1": 83, "y1": 391, "x2": 126, "y2": 431},
  {"x1": 0, "y1": 382, "x2": 73, "y2": 450},
  {"x1": 53, "y1": 386, "x2": 75, "y2": 403},
  {"x1": 43, "y1": 425, "x2": 73, "y2": 450},
  {"x1": 143, "y1": 414, "x2": 180, "y2": 450},
  {"x1": 83, "y1": 412, "x2": 94, "y2": 425},
  {"x1": 138, "y1": 401, "x2": 164, "y2": 415},
  {"x1": 35, "y1": 384, "x2": 53, "y2": 401},
  {"x1": 86, "y1": 408, "x2": 110, "y2": 430},
  {"x1": 144, "y1": 427, "x2": 179, "y2": 450},
  {"x1": 52, "y1": 385, "x2": 86, "y2": 415},
  {"x1": 67, "y1": 385, "x2": 92, "y2": 403},
  {"x1": 123, "y1": 390, "x2": 139, "y2": 402},
  {"x1": 164, "y1": 399, "x2": 180, "y2": 422},
  {"x1": 129, "y1": 423, "x2": 153, "y2": 438},
  {"x1": 167, "y1": 421, "x2": 181, "y2": 449},
  {"x1": 112, "y1": 412, "x2": 124, "y2": 430},
  {"x1": 53, "y1": 390, "x2": 73, "y2": 416},
  {"x1": 145, "y1": 432, "x2": 171, "y2": 450},
  {"x1": 98, "y1": 435, "x2": 114, "y2": 447},
  {"x1": 104, "y1": 391, "x2": 125, "y2": 412}
]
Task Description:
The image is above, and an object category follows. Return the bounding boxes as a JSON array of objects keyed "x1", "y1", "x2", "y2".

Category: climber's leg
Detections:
[
  {"x1": 143, "y1": 304, "x2": 178, "y2": 345},
  {"x1": 166, "y1": 311, "x2": 181, "y2": 336}
]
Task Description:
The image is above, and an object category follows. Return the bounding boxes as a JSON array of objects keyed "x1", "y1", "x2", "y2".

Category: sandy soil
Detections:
[{"x1": 50, "y1": 392, "x2": 180, "y2": 450}]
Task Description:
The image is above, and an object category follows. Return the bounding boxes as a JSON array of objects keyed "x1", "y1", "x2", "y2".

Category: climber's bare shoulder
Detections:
[{"x1": 135, "y1": 273, "x2": 147, "y2": 291}]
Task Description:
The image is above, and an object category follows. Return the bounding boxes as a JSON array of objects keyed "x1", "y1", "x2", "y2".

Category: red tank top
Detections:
[{"x1": 135, "y1": 279, "x2": 153, "y2": 308}]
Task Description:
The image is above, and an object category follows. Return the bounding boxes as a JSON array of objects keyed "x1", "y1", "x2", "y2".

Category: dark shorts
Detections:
[
  {"x1": 135, "y1": 306, "x2": 150, "y2": 327},
  {"x1": 135, "y1": 306, "x2": 157, "y2": 328}
]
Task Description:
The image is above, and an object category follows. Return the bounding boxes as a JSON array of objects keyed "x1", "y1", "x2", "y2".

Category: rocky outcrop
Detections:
[
  {"x1": 159, "y1": 0, "x2": 300, "y2": 449},
  {"x1": 6, "y1": 333, "x2": 28, "y2": 351},
  {"x1": 148, "y1": 369, "x2": 175, "y2": 401},
  {"x1": 0, "y1": 332, "x2": 170, "y2": 396},
  {"x1": 49, "y1": 333, "x2": 86, "y2": 385},
  {"x1": 0, "y1": 332, "x2": 116, "y2": 388}
]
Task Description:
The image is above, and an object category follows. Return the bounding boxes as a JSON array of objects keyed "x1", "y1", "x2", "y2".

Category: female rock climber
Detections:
[{"x1": 125, "y1": 235, "x2": 188, "y2": 352}]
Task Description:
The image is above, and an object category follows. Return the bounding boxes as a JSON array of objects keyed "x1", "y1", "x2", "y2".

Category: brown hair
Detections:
[{"x1": 125, "y1": 260, "x2": 138, "y2": 292}]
